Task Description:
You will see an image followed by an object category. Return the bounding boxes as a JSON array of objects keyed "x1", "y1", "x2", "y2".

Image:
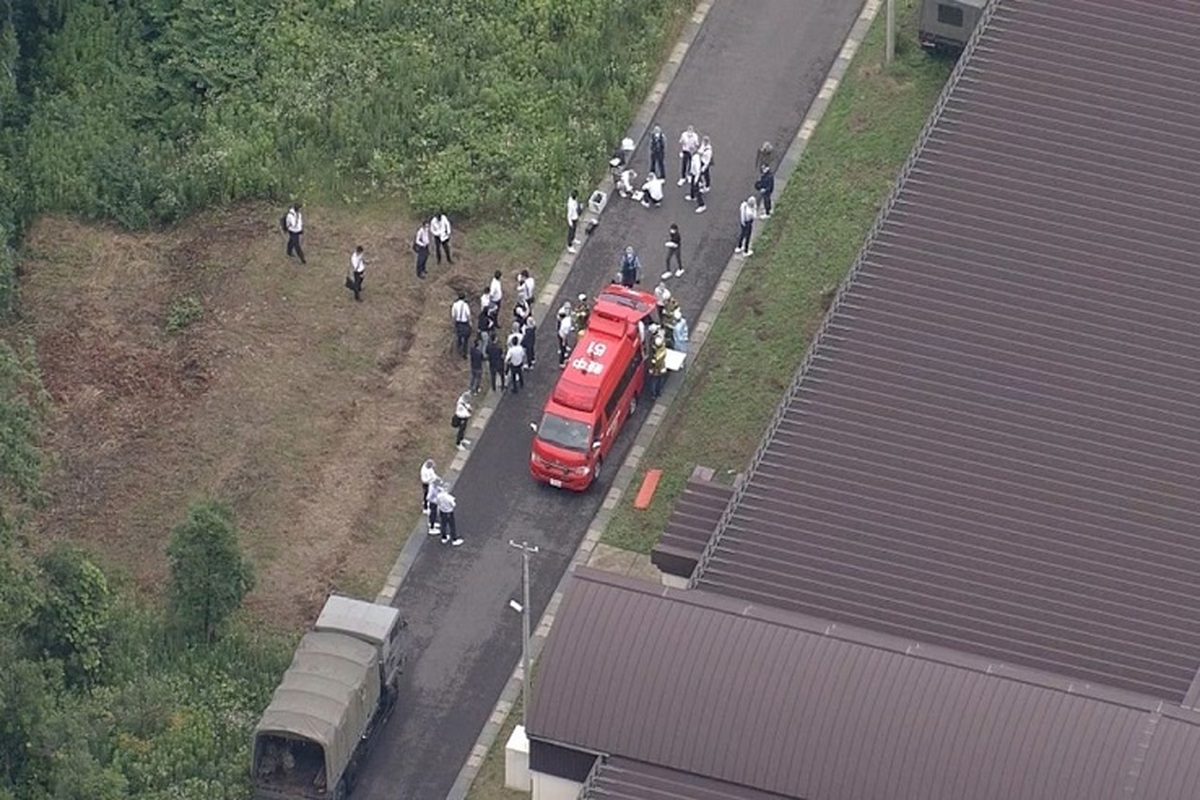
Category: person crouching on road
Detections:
[
  {"x1": 640, "y1": 172, "x2": 665, "y2": 208},
  {"x1": 420, "y1": 458, "x2": 439, "y2": 512},
  {"x1": 453, "y1": 391, "x2": 472, "y2": 450},
  {"x1": 437, "y1": 486, "x2": 463, "y2": 547}
]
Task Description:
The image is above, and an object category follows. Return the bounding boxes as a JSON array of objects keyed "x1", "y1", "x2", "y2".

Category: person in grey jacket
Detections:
[{"x1": 437, "y1": 487, "x2": 463, "y2": 546}]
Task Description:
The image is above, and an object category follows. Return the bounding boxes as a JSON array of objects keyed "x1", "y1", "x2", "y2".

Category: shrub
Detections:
[
  {"x1": 166, "y1": 502, "x2": 256, "y2": 644},
  {"x1": 166, "y1": 294, "x2": 203, "y2": 333}
]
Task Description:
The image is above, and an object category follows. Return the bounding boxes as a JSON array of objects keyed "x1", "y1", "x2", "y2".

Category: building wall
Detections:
[{"x1": 531, "y1": 769, "x2": 583, "y2": 800}]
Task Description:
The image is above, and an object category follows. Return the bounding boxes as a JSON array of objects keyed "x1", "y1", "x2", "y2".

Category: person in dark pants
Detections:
[
  {"x1": 451, "y1": 292, "x2": 472, "y2": 358},
  {"x1": 755, "y1": 164, "x2": 776, "y2": 218},
  {"x1": 556, "y1": 302, "x2": 573, "y2": 367},
  {"x1": 430, "y1": 211, "x2": 453, "y2": 264},
  {"x1": 469, "y1": 338, "x2": 484, "y2": 394},
  {"x1": 521, "y1": 317, "x2": 537, "y2": 368},
  {"x1": 426, "y1": 480, "x2": 443, "y2": 535},
  {"x1": 736, "y1": 196, "x2": 758, "y2": 257},
  {"x1": 414, "y1": 221, "x2": 431, "y2": 278},
  {"x1": 285, "y1": 202, "x2": 305, "y2": 263},
  {"x1": 505, "y1": 340, "x2": 526, "y2": 394},
  {"x1": 662, "y1": 222, "x2": 683, "y2": 279},
  {"x1": 453, "y1": 391, "x2": 472, "y2": 450},
  {"x1": 486, "y1": 337, "x2": 505, "y2": 392},
  {"x1": 687, "y1": 150, "x2": 706, "y2": 213},
  {"x1": 649, "y1": 125, "x2": 666, "y2": 178},
  {"x1": 619, "y1": 246, "x2": 642, "y2": 289},
  {"x1": 437, "y1": 488, "x2": 463, "y2": 546},
  {"x1": 420, "y1": 458, "x2": 439, "y2": 512},
  {"x1": 566, "y1": 190, "x2": 580, "y2": 253},
  {"x1": 347, "y1": 245, "x2": 366, "y2": 301}
]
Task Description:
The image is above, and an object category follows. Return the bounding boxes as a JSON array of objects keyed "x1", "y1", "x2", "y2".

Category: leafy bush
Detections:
[
  {"x1": 31, "y1": 545, "x2": 112, "y2": 688},
  {"x1": 2, "y1": 0, "x2": 695, "y2": 229},
  {"x1": 166, "y1": 294, "x2": 203, "y2": 333},
  {"x1": 166, "y1": 502, "x2": 256, "y2": 643}
]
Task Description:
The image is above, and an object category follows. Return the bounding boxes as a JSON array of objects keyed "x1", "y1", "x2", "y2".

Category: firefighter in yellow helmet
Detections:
[
  {"x1": 572, "y1": 293, "x2": 591, "y2": 333},
  {"x1": 647, "y1": 328, "x2": 668, "y2": 399}
]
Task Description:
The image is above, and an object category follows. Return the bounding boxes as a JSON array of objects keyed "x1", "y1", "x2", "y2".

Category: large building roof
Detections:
[
  {"x1": 530, "y1": 570, "x2": 1200, "y2": 800},
  {"x1": 694, "y1": 0, "x2": 1200, "y2": 701}
]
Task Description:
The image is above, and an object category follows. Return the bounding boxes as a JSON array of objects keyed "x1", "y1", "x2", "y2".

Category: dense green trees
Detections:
[
  {"x1": 0, "y1": 341, "x2": 285, "y2": 799},
  {"x1": 0, "y1": 0, "x2": 692, "y2": 230}
]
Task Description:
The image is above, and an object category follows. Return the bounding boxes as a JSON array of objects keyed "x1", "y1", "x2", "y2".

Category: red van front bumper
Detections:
[{"x1": 530, "y1": 452, "x2": 594, "y2": 491}]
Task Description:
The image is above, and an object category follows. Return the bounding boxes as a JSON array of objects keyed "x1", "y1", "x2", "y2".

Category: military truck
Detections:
[
  {"x1": 918, "y1": 0, "x2": 985, "y2": 53},
  {"x1": 251, "y1": 595, "x2": 404, "y2": 800}
]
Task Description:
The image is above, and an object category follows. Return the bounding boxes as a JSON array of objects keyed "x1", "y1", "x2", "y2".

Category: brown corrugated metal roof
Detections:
[
  {"x1": 585, "y1": 757, "x2": 793, "y2": 800},
  {"x1": 651, "y1": 471, "x2": 735, "y2": 578},
  {"x1": 695, "y1": 0, "x2": 1200, "y2": 701},
  {"x1": 530, "y1": 569, "x2": 1200, "y2": 800}
]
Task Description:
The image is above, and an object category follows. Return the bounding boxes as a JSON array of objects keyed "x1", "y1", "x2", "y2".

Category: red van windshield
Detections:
[{"x1": 537, "y1": 412, "x2": 591, "y2": 452}]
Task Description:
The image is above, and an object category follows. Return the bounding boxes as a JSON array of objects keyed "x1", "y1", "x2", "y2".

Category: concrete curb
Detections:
[
  {"x1": 448, "y1": 0, "x2": 886, "y2": 797},
  {"x1": 375, "y1": 0, "x2": 716, "y2": 609}
]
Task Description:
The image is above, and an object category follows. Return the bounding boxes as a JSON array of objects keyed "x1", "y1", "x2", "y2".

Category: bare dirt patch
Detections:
[{"x1": 12, "y1": 201, "x2": 534, "y2": 629}]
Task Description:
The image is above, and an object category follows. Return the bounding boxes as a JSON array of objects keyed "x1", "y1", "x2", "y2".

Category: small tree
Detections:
[
  {"x1": 166, "y1": 502, "x2": 255, "y2": 643},
  {"x1": 32, "y1": 545, "x2": 111, "y2": 688}
]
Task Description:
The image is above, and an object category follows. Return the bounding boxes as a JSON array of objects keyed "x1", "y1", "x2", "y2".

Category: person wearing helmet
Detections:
[{"x1": 572, "y1": 293, "x2": 591, "y2": 334}]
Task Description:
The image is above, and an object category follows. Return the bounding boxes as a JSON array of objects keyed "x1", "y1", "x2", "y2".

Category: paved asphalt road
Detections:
[{"x1": 353, "y1": 1, "x2": 864, "y2": 797}]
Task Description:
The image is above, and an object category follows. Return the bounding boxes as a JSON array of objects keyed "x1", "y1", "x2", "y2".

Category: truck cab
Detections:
[
  {"x1": 531, "y1": 285, "x2": 656, "y2": 491},
  {"x1": 918, "y1": 0, "x2": 984, "y2": 53},
  {"x1": 252, "y1": 595, "x2": 403, "y2": 800}
]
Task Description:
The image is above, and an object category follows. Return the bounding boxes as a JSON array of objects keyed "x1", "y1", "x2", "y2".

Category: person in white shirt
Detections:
[
  {"x1": 284, "y1": 202, "x2": 306, "y2": 264},
  {"x1": 505, "y1": 340, "x2": 527, "y2": 394},
  {"x1": 678, "y1": 125, "x2": 699, "y2": 186},
  {"x1": 698, "y1": 135, "x2": 714, "y2": 193},
  {"x1": 556, "y1": 302, "x2": 574, "y2": 367},
  {"x1": 454, "y1": 392, "x2": 472, "y2": 449},
  {"x1": 566, "y1": 190, "x2": 581, "y2": 254},
  {"x1": 489, "y1": 270, "x2": 503, "y2": 310},
  {"x1": 736, "y1": 196, "x2": 758, "y2": 257},
  {"x1": 414, "y1": 222, "x2": 431, "y2": 278},
  {"x1": 451, "y1": 292, "x2": 472, "y2": 358},
  {"x1": 426, "y1": 480, "x2": 444, "y2": 534},
  {"x1": 617, "y1": 167, "x2": 638, "y2": 199},
  {"x1": 516, "y1": 269, "x2": 536, "y2": 305},
  {"x1": 436, "y1": 487, "x2": 463, "y2": 547},
  {"x1": 347, "y1": 245, "x2": 366, "y2": 301},
  {"x1": 429, "y1": 211, "x2": 453, "y2": 265},
  {"x1": 640, "y1": 173, "x2": 665, "y2": 208},
  {"x1": 420, "y1": 458, "x2": 439, "y2": 513}
]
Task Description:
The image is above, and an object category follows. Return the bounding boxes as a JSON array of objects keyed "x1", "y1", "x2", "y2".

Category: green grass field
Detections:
[{"x1": 601, "y1": 2, "x2": 953, "y2": 554}]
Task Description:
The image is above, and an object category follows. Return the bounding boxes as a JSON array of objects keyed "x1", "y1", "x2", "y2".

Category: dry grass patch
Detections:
[{"x1": 13, "y1": 200, "x2": 555, "y2": 629}]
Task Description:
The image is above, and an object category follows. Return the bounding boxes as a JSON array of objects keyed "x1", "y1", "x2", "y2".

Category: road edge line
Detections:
[{"x1": 445, "y1": 0, "x2": 884, "y2": 797}]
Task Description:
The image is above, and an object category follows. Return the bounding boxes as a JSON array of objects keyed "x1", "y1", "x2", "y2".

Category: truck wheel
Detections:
[{"x1": 593, "y1": 457, "x2": 603, "y2": 486}]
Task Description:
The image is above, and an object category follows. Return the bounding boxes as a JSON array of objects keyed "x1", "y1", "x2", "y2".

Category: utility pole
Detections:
[
  {"x1": 508, "y1": 540, "x2": 540, "y2": 727},
  {"x1": 886, "y1": 0, "x2": 896, "y2": 64}
]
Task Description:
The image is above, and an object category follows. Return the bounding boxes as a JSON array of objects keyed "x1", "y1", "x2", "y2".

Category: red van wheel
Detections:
[
  {"x1": 629, "y1": 393, "x2": 638, "y2": 417},
  {"x1": 592, "y1": 457, "x2": 603, "y2": 485}
]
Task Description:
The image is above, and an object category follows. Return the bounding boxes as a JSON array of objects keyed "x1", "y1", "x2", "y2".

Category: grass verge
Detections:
[{"x1": 602, "y1": 0, "x2": 954, "y2": 554}]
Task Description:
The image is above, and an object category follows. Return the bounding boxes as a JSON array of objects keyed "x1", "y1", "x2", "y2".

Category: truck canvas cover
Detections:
[
  {"x1": 254, "y1": 631, "x2": 381, "y2": 787},
  {"x1": 315, "y1": 594, "x2": 399, "y2": 647}
]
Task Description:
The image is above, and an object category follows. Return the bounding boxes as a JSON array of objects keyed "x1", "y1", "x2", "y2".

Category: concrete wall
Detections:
[{"x1": 531, "y1": 769, "x2": 583, "y2": 800}]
